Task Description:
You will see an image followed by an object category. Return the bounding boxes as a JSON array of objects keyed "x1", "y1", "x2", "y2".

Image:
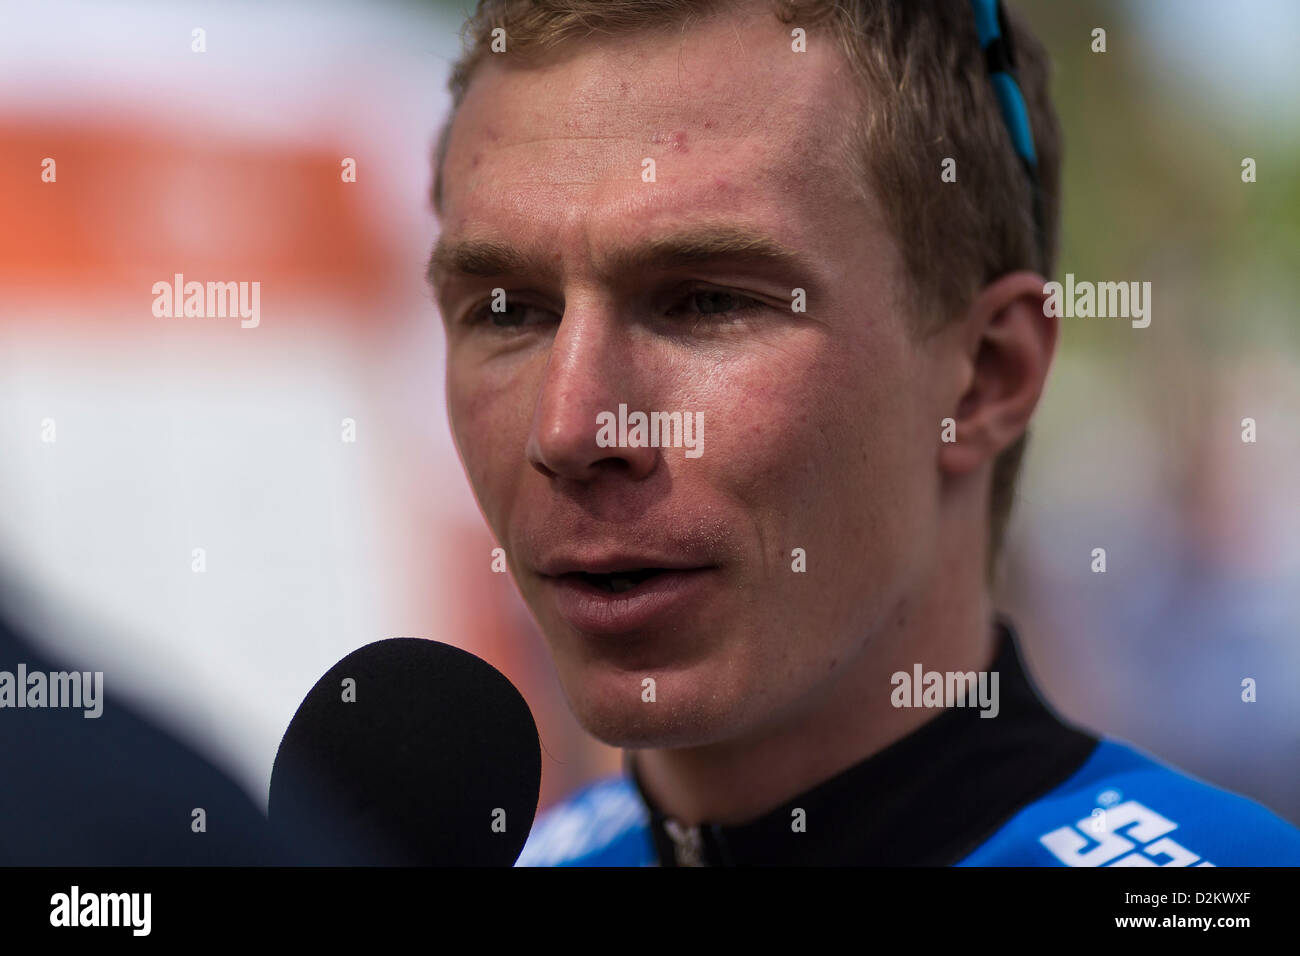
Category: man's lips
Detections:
[
  {"x1": 534, "y1": 554, "x2": 710, "y2": 577},
  {"x1": 536, "y1": 560, "x2": 718, "y2": 635}
]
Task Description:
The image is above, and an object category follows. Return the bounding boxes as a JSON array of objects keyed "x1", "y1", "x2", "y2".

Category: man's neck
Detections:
[{"x1": 630, "y1": 562, "x2": 997, "y2": 827}]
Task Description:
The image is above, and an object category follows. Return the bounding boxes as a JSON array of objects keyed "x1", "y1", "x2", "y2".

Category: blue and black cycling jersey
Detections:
[{"x1": 517, "y1": 620, "x2": 1300, "y2": 867}]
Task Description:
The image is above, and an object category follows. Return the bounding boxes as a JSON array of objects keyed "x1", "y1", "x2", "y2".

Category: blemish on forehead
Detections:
[{"x1": 649, "y1": 129, "x2": 690, "y2": 153}]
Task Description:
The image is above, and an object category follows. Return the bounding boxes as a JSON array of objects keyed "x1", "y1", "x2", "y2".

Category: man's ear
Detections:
[{"x1": 939, "y1": 271, "x2": 1058, "y2": 476}]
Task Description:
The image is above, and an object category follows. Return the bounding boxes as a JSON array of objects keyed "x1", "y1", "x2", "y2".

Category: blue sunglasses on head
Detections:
[{"x1": 968, "y1": 0, "x2": 1046, "y2": 262}]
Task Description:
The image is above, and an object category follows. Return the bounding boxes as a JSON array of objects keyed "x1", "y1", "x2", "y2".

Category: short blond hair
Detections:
[{"x1": 433, "y1": 0, "x2": 1061, "y2": 571}]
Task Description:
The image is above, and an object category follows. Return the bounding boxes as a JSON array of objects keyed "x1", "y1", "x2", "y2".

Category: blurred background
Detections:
[{"x1": 1, "y1": 0, "x2": 1297, "y2": 826}]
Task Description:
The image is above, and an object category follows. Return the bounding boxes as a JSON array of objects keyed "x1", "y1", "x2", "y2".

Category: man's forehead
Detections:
[{"x1": 439, "y1": 11, "x2": 859, "y2": 226}]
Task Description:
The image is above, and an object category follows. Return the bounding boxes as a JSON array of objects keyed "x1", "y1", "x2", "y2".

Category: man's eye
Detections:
[
  {"x1": 667, "y1": 289, "x2": 764, "y2": 319},
  {"x1": 467, "y1": 299, "x2": 554, "y2": 329}
]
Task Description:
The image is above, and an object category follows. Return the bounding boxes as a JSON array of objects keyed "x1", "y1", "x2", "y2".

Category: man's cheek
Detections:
[
  {"x1": 468, "y1": 442, "x2": 516, "y2": 526},
  {"x1": 450, "y1": 406, "x2": 512, "y2": 519}
]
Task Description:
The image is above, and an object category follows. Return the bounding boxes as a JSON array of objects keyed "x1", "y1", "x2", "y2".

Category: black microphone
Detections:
[{"x1": 268, "y1": 638, "x2": 541, "y2": 866}]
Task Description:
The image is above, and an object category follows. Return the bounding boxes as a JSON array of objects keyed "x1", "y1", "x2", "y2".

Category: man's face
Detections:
[{"x1": 434, "y1": 7, "x2": 948, "y2": 749}]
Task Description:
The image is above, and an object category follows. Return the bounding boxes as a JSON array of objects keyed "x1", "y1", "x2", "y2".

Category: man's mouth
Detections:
[
  {"x1": 569, "y1": 568, "x2": 671, "y2": 594},
  {"x1": 535, "y1": 559, "x2": 719, "y2": 634}
]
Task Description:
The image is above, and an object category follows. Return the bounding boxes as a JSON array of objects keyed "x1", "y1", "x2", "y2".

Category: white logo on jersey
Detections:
[{"x1": 1039, "y1": 799, "x2": 1214, "y2": 867}]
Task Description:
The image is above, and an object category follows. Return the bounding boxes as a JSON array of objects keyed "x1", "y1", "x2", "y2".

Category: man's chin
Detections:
[
  {"x1": 539, "y1": 621, "x2": 761, "y2": 748},
  {"x1": 576, "y1": 712, "x2": 730, "y2": 750},
  {"x1": 561, "y1": 678, "x2": 748, "y2": 751}
]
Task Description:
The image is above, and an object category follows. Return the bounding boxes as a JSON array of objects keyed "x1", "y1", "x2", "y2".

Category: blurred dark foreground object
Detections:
[{"x1": 0, "y1": 583, "x2": 365, "y2": 865}]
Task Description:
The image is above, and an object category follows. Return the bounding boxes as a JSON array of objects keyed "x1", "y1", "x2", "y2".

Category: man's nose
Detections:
[{"x1": 524, "y1": 307, "x2": 658, "y2": 483}]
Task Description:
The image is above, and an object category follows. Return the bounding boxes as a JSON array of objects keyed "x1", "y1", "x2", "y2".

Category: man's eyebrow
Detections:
[
  {"x1": 426, "y1": 237, "x2": 532, "y2": 286},
  {"x1": 427, "y1": 225, "x2": 813, "y2": 288},
  {"x1": 605, "y1": 225, "x2": 812, "y2": 277}
]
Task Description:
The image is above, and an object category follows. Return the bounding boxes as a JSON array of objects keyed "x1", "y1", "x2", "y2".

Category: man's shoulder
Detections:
[
  {"x1": 957, "y1": 737, "x2": 1300, "y2": 866},
  {"x1": 516, "y1": 776, "x2": 655, "y2": 867}
]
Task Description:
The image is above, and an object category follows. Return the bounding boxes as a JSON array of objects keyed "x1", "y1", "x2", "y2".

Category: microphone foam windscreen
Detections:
[{"x1": 269, "y1": 638, "x2": 541, "y2": 866}]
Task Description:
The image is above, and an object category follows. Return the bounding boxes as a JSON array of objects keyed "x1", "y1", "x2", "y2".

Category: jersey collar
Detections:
[{"x1": 626, "y1": 617, "x2": 1098, "y2": 866}]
